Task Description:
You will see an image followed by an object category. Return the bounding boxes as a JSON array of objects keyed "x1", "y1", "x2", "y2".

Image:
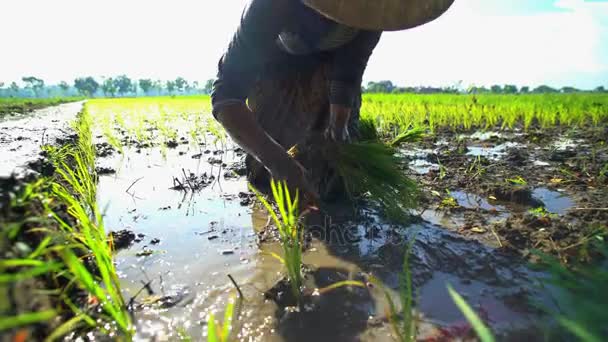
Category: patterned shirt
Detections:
[{"x1": 211, "y1": 0, "x2": 381, "y2": 116}]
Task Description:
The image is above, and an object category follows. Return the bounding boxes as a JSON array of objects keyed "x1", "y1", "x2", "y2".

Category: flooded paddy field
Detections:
[{"x1": 1, "y1": 95, "x2": 607, "y2": 341}]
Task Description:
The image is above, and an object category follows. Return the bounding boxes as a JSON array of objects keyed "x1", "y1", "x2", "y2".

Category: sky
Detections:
[{"x1": 1, "y1": 0, "x2": 607, "y2": 89}]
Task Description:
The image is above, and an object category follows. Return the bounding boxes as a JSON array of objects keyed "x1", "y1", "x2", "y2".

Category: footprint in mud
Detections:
[{"x1": 270, "y1": 267, "x2": 373, "y2": 342}]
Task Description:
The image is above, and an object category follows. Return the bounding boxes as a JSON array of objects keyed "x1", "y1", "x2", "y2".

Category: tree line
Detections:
[
  {"x1": 363, "y1": 80, "x2": 607, "y2": 94},
  {"x1": 0, "y1": 76, "x2": 216, "y2": 98},
  {"x1": 1, "y1": 77, "x2": 605, "y2": 98}
]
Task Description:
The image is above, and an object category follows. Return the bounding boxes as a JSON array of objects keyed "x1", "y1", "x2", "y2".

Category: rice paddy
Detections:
[
  {"x1": 0, "y1": 97, "x2": 83, "y2": 117},
  {"x1": 1, "y1": 93, "x2": 607, "y2": 341}
]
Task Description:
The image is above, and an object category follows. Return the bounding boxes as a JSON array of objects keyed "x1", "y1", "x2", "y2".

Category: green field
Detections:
[
  {"x1": 2, "y1": 93, "x2": 607, "y2": 341},
  {"x1": 0, "y1": 97, "x2": 84, "y2": 117},
  {"x1": 84, "y1": 93, "x2": 608, "y2": 146},
  {"x1": 361, "y1": 93, "x2": 608, "y2": 135}
]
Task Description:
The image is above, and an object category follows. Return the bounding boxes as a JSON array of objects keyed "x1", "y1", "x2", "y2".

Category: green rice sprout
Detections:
[
  {"x1": 249, "y1": 179, "x2": 303, "y2": 304},
  {"x1": 506, "y1": 176, "x2": 528, "y2": 186},
  {"x1": 0, "y1": 310, "x2": 58, "y2": 331},
  {"x1": 369, "y1": 233, "x2": 417, "y2": 342},
  {"x1": 532, "y1": 243, "x2": 608, "y2": 342},
  {"x1": 447, "y1": 285, "x2": 496, "y2": 342},
  {"x1": 206, "y1": 296, "x2": 236, "y2": 342},
  {"x1": 44, "y1": 109, "x2": 132, "y2": 337},
  {"x1": 390, "y1": 126, "x2": 426, "y2": 146}
]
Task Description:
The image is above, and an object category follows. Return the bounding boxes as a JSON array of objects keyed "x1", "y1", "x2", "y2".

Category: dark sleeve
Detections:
[
  {"x1": 211, "y1": 0, "x2": 288, "y2": 117},
  {"x1": 329, "y1": 30, "x2": 382, "y2": 106}
]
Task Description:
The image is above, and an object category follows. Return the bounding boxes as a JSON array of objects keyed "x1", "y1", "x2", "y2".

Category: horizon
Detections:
[{"x1": 1, "y1": 0, "x2": 607, "y2": 89}]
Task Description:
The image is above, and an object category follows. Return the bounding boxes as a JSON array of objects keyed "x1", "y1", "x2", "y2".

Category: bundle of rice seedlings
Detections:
[{"x1": 331, "y1": 141, "x2": 418, "y2": 222}]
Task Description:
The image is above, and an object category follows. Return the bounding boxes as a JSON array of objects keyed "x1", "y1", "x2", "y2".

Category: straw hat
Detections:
[{"x1": 301, "y1": 0, "x2": 455, "y2": 31}]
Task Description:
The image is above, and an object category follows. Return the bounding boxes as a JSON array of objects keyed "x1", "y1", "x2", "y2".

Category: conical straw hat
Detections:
[{"x1": 302, "y1": 0, "x2": 455, "y2": 31}]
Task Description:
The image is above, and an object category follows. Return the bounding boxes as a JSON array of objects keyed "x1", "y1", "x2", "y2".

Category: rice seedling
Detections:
[
  {"x1": 1, "y1": 107, "x2": 132, "y2": 338},
  {"x1": 0, "y1": 97, "x2": 84, "y2": 116},
  {"x1": 506, "y1": 176, "x2": 528, "y2": 186},
  {"x1": 249, "y1": 180, "x2": 304, "y2": 304},
  {"x1": 368, "y1": 233, "x2": 417, "y2": 342},
  {"x1": 390, "y1": 126, "x2": 426, "y2": 147},
  {"x1": 447, "y1": 285, "x2": 496, "y2": 342},
  {"x1": 528, "y1": 206, "x2": 557, "y2": 219},
  {"x1": 43, "y1": 108, "x2": 132, "y2": 337},
  {"x1": 332, "y1": 141, "x2": 419, "y2": 222},
  {"x1": 361, "y1": 93, "x2": 608, "y2": 140},
  {"x1": 85, "y1": 96, "x2": 220, "y2": 148},
  {"x1": 532, "y1": 241, "x2": 608, "y2": 342},
  {"x1": 250, "y1": 179, "x2": 366, "y2": 305},
  {"x1": 0, "y1": 310, "x2": 58, "y2": 331},
  {"x1": 206, "y1": 297, "x2": 236, "y2": 342}
]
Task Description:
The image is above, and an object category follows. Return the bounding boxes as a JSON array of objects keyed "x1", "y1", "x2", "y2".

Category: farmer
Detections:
[{"x1": 212, "y1": 0, "x2": 454, "y2": 200}]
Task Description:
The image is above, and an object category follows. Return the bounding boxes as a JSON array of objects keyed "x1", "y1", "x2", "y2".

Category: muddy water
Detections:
[
  {"x1": 0, "y1": 101, "x2": 84, "y2": 178},
  {"x1": 96, "y1": 139, "x2": 559, "y2": 341}
]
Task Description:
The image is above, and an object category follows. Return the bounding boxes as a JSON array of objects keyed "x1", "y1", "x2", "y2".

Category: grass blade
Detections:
[
  {"x1": 0, "y1": 310, "x2": 57, "y2": 331},
  {"x1": 447, "y1": 285, "x2": 495, "y2": 342}
]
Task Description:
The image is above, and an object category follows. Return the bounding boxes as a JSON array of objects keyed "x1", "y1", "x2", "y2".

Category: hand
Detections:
[
  {"x1": 325, "y1": 121, "x2": 351, "y2": 142},
  {"x1": 324, "y1": 104, "x2": 352, "y2": 142},
  {"x1": 267, "y1": 153, "x2": 320, "y2": 204},
  {"x1": 216, "y1": 103, "x2": 319, "y2": 202}
]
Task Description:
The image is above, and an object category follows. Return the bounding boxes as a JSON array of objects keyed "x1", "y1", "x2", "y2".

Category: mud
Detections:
[
  {"x1": 0, "y1": 102, "x2": 91, "y2": 341},
  {"x1": 2, "y1": 101, "x2": 606, "y2": 341},
  {"x1": 0, "y1": 102, "x2": 84, "y2": 179},
  {"x1": 404, "y1": 126, "x2": 607, "y2": 261},
  {"x1": 86, "y1": 122, "x2": 608, "y2": 341}
]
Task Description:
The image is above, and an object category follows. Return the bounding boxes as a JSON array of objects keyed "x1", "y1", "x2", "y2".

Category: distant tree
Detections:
[
  {"x1": 174, "y1": 77, "x2": 188, "y2": 93},
  {"x1": 102, "y1": 78, "x2": 117, "y2": 97},
  {"x1": 10, "y1": 82, "x2": 19, "y2": 95},
  {"x1": 468, "y1": 86, "x2": 489, "y2": 94},
  {"x1": 203, "y1": 79, "x2": 215, "y2": 94},
  {"x1": 192, "y1": 81, "x2": 200, "y2": 91},
  {"x1": 0, "y1": 82, "x2": 4, "y2": 89},
  {"x1": 153, "y1": 80, "x2": 163, "y2": 94},
  {"x1": 59, "y1": 81, "x2": 70, "y2": 92},
  {"x1": 74, "y1": 77, "x2": 99, "y2": 97},
  {"x1": 113, "y1": 75, "x2": 132, "y2": 96},
  {"x1": 139, "y1": 79, "x2": 153, "y2": 95},
  {"x1": 22, "y1": 76, "x2": 45, "y2": 96},
  {"x1": 561, "y1": 86, "x2": 579, "y2": 93},
  {"x1": 520, "y1": 86, "x2": 530, "y2": 93},
  {"x1": 503, "y1": 84, "x2": 518, "y2": 94},
  {"x1": 365, "y1": 80, "x2": 395, "y2": 93},
  {"x1": 166, "y1": 80, "x2": 176, "y2": 94},
  {"x1": 490, "y1": 85, "x2": 502, "y2": 93},
  {"x1": 595, "y1": 86, "x2": 606, "y2": 93},
  {"x1": 532, "y1": 85, "x2": 558, "y2": 93}
]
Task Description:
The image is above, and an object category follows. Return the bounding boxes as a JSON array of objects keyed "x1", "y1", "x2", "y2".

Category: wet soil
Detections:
[
  {"x1": 2, "y1": 101, "x2": 606, "y2": 341},
  {"x1": 404, "y1": 126, "x2": 607, "y2": 263},
  {"x1": 0, "y1": 103, "x2": 88, "y2": 341},
  {"x1": 0, "y1": 101, "x2": 84, "y2": 178},
  {"x1": 0, "y1": 99, "x2": 79, "y2": 117},
  {"x1": 89, "y1": 122, "x2": 608, "y2": 341}
]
